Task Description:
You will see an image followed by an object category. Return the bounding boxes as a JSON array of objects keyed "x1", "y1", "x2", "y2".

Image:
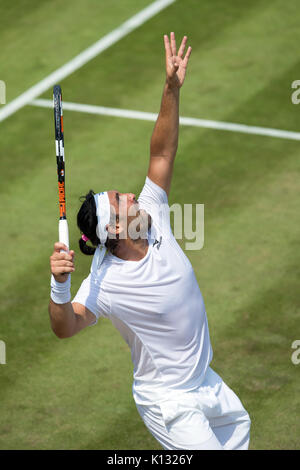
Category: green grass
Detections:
[
  {"x1": 0, "y1": 0, "x2": 152, "y2": 102},
  {"x1": 0, "y1": 0, "x2": 300, "y2": 450}
]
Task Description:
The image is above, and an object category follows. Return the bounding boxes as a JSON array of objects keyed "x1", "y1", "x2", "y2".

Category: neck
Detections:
[{"x1": 113, "y1": 237, "x2": 149, "y2": 261}]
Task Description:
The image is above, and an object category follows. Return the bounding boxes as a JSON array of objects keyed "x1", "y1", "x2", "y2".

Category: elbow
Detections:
[
  {"x1": 48, "y1": 304, "x2": 75, "y2": 339},
  {"x1": 52, "y1": 328, "x2": 65, "y2": 339},
  {"x1": 51, "y1": 325, "x2": 73, "y2": 339},
  {"x1": 55, "y1": 332, "x2": 67, "y2": 340}
]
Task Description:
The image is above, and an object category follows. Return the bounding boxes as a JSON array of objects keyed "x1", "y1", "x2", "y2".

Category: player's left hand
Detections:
[{"x1": 164, "y1": 32, "x2": 192, "y2": 89}]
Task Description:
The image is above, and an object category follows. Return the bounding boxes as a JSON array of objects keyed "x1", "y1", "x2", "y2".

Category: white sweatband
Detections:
[
  {"x1": 94, "y1": 192, "x2": 110, "y2": 245},
  {"x1": 50, "y1": 274, "x2": 71, "y2": 304}
]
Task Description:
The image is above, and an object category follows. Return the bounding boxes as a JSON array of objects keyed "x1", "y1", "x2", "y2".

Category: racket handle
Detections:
[{"x1": 59, "y1": 219, "x2": 69, "y2": 252}]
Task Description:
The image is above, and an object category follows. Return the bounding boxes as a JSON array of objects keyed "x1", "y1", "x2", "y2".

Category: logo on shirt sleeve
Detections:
[{"x1": 153, "y1": 236, "x2": 162, "y2": 250}]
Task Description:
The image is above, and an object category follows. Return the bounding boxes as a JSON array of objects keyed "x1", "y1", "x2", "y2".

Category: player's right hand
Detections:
[
  {"x1": 164, "y1": 32, "x2": 192, "y2": 89},
  {"x1": 50, "y1": 242, "x2": 75, "y2": 283}
]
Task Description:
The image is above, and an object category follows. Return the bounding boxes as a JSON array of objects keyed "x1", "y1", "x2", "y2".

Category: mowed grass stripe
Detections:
[
  {"x1": 48, "y1": 0, "x2": 300, "y2": 132},
  {"x1": 0, "y1": 0, "x2": 154, "y2": 102},
  {"x1": 51, "y1": 0, "x2": 264, "y2": 112},
  {"x1": 181, "y1": 0, "x2": 300, "y2": 124},
  {"x1": 0, "y1": 0, "x2": 175, "y2": 122}
]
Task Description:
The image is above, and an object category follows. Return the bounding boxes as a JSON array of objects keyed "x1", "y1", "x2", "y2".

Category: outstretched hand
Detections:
[{"x1": 164, "y1": 32, "x2": 192, "y2": 88}]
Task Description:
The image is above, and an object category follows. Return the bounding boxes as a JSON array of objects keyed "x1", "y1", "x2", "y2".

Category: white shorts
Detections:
[{"x1": 135, "y1": 367, "x2": 251, "y2": 450}]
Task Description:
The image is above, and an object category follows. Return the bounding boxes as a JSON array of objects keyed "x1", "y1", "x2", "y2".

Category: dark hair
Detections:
[{"x1": 77, "y1": 190, "x2": 119, "y2": 256}]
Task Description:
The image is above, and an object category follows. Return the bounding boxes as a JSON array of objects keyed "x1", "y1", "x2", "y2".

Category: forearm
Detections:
[
  {"x1": 48, "y1": 299, "x2": 77, "y2": 338},
  {"x1": 150, "y1": 81, "x2": 180, "y2": 159}
]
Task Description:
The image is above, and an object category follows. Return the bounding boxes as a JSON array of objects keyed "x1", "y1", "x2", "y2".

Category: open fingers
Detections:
[
  {"x1": 178, "y1": 36, "x2": 188, "y2": 58},
  {"x1": 183, "y1": 46, "x2": 192, "y2": 66},
  {"x1": 165, "y1": 33, "x2": 191, "y2": 61},
  {"x1": 170, "y1": 31, "x2": 176, "y2": 56},
  {"x1": 164, "y1": 34, "x2": 172, "y2": 58}
]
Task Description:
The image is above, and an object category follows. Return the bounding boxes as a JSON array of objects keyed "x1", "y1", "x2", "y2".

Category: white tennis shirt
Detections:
[{"x1": 72, "y1": 177, "x2": 213, "y2": 405}]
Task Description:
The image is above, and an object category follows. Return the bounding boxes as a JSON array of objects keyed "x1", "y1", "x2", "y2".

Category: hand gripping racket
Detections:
[{"x1": 53, "y1": 85, "x2": 69, "y2": 252}]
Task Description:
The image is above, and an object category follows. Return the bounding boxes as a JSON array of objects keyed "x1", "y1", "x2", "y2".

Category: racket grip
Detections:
[{"x1": 59, "y1": 219, "x2": 69, "y2": 252}]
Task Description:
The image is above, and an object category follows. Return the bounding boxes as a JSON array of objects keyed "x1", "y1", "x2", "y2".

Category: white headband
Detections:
[
  {"x1": 94, "y1": 191, "x2": 110, "y2": 245},
  {"x1": 91, "y1": 191, "x2": 111, "y2": 275}
]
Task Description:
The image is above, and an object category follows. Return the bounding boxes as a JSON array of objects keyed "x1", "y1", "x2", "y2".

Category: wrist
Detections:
[
  {"x1": 165, "y1": 79, "x2": 180, "y2": 92},
  {"x1": 50, "y1": 274, "x2": 71, "y2": 304}
]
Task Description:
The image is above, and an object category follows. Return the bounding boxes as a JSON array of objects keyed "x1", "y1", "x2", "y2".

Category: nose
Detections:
[{"x1": 128, "y1": 193, "x2": 136, "y2": 202}]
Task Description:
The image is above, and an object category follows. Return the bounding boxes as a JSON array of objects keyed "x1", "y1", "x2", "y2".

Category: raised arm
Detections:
[{"x1": 148, "y1": 32, "x2": 192, "y2": 196}]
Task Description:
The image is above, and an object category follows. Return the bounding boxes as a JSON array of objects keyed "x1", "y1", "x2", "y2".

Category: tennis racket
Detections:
[{"x1": 53, "y1": 85, "x2": 69, "y2": 252}]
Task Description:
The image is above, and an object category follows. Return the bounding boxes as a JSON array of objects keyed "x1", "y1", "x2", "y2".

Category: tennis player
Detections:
[{"x1": 49, "y1": 32, "x2": 251, "y2": 450}]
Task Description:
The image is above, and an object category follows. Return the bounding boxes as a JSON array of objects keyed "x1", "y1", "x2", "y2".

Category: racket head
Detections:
[
  {"x1": 53, "y1": 85, "x2": 63, "y2": 143},
  {"x1": 53, "y1": 85, "x2": 66, "y2": 220}
]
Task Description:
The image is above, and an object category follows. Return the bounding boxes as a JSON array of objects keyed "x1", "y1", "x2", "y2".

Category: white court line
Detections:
[
  {"x1": 0, "y1": 0, "x2": 175, "y2": 123},
  {"x1": 31, "y1": 99, "x2": 300, "y2": 141}
]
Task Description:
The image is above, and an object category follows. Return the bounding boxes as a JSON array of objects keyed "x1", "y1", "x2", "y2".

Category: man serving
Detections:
[{"x1": 49, "y1": 32, "x2": 251, "y2": 450}]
